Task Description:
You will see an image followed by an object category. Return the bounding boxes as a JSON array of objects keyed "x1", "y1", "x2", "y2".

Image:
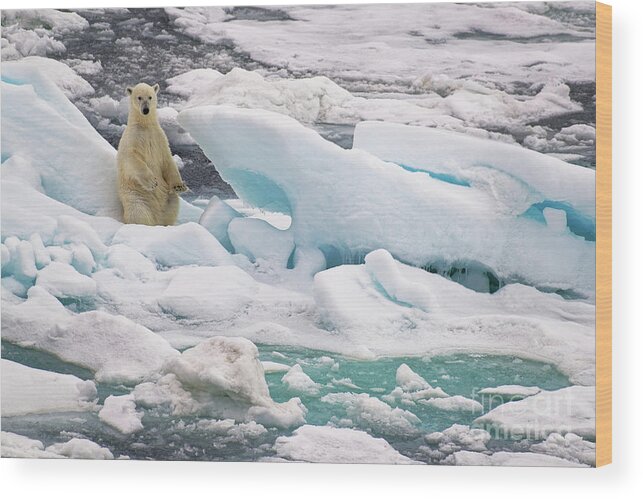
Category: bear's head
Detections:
[{"x1": 126, "y1": 83, "x2": 159, "y2": 118}]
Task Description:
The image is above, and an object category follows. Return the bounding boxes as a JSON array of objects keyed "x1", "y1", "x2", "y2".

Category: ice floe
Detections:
[
  {"x1": 273, "y1": 425, "x2": 418, "y2": 464},
  {"x1": 1, "y1": 359, "x2": 97, "y2": 417},
  {"x1": 474, "y1": 386, "x2": 595, "y2": 439}
]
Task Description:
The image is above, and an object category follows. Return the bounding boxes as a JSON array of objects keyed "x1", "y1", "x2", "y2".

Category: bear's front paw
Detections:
[
  {"x1": 141, "y1": 176, "x2": 159, "y2": 191},
  {"x1": 173, "y1": 182, "x2": 188, "y2": 193}
]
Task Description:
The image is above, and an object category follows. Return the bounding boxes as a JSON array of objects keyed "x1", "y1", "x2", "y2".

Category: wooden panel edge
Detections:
[{"x1": 596, "y1": 1, "x2": 612, "y2": 468}]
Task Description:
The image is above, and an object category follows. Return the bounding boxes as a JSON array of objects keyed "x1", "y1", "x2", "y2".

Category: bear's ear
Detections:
[
  {"x1": 153, "y1": 83, "x2": 160, "y2": 94},
  {"x1": 127, "y1": 87, "x2": 133, "y2": 95}
]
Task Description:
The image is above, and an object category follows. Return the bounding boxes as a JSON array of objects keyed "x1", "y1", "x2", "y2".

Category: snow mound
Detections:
[
  {"x1": 274, "y1": 425, "x2": 418, "y2": 464},
  {"x1": 178, "y1": 106, "x2": 595, "y2": 296},
  {"x1": 166, "y1": 67, "x2": 223, "y2": 98},
  {"x1": 1, "y1": 359, "x2": 97, "y2": 417},
  {"x1": 423, "y1": 424, "x2": 491, "y2": 461},
  {"x1": 474, "y1": 386, "x2": 595, "y2": 440},
  {"x1": 134, "y1": 337, "x2": 307, "y2": 429}
]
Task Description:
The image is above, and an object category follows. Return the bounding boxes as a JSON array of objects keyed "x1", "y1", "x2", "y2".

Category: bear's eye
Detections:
[
  {"x1": 148, "y1": 96, "x2": 152, "y2": 100},
  {"x1": 137, "y1": 96, "x2": 141, "y2": 101}
]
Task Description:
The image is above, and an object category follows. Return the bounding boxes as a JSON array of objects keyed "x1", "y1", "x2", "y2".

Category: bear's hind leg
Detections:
[
  {"x1": 160, "y1": 192, "x2": 180, "y2": 226},
  {"x1": 122, "y1": 194, "x2": 157, "y2": 225}
]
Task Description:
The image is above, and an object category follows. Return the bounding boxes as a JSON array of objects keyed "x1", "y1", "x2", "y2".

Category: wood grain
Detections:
[{"x1": 596, "y1": 1, "x2": 612, "y2": 468}]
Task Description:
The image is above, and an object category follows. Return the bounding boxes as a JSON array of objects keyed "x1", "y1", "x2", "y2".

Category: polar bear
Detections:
[{"x1": 117, "y1": 83, "x2": 187, "y2": 226}]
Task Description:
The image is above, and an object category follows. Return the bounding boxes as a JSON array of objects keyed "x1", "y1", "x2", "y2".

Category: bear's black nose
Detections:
[{"x1": 142, "y1": 108, "x2": 149, "y2": 115}]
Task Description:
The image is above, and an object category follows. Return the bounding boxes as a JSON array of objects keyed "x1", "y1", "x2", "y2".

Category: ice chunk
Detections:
[
  {"x1": 35, "y1": 261, "x2": 97, "y2": 299},
  {"x1": 105, "y1": 244, "x2": 157, "y2": 278},
  {"x1": 1, "y1": 177, "x2": 121, "y2": 245},
  {"x1": 135, "y1": 336, "x2": 306, "y2": 429},
  {"x1": 447, "y1": 450, "x2": 585, "y2": 467},
  {"x1": 54, "y1": 215, "x2": 108, "y2": 259},
  {"x1": 69, "y1": 243, "x2": 97, "y2": 276},
  {"x1": 3, "y1": 238, "x2": 37, "y2": 285},
  {"x1": 274, "y1": 425, "x2": 418, "y2": 464},
  {"x1": 1, "y1": 359, "x2": 97, "y2": 417},
  {"x1": 530, "y1": 432, "x2": 595, "y2": 467},
  {"x1": 45, "y1": 438, "x2": 114, "y2": 460},
  {"x1": 1, "y1": 432, "x2": 63, "y2": 459},
  {"x1": 178, "y1": 106, "x2": 595, "y2": 296},
  {"x1": 353, "y1": 121, "x2": 595, "y2": 222},
  {"x1": 261, "y1": 361, "x2": 291, "y2": 374},
  {"x1": 281, "y1": 364, "x2": 321, "y2": 396},
  {"x1": 321, "y1": 392, "x2": 420, "y2": 438},
  {"x1": 313, "y1": 249, "x2": 595, "y2": 384},
  {"x1": 98, "y1": 394, "x2": 144, "y2": 435},
  {"x1": 478, "y1": 385, "x2": 542, "y2": 400},
  {"x1": 111, "y1": 222, "x2": 233, "y2": 268},
  {"x1": 29, "y1": 233, "x2": 51, "y2": 269},
  {"x1": 228, "y1": 217, "x2": 294, "y2": 268},
  {"x1": 1, "y1": 63, "x2": 121, "y2": 218},
  {"x1": 166, "y1": 68, "x2": 223, "y2": 98},
  {"x1": 4, "y1": 56, "x2": 94, "y2": 98},
  {"x1": 418, "y1": 395, "x2": 483, "y2": 413},
  {"x1": 198, "y1": 195, "x2": 242, "y2": 251},
  {"x1": 396, "y1": 363, "x2": 431, "y2": 392},
  {"x1": 157, "y1": 264, "x2": 309, "y2": 324},
  {"x1": 2, "y1": 287, "x2": 179, "y2": 384},
  {"x1": 474, "y1": 386, "x2": 595, "y2": 439},
  {"x1": 424, "y1": 424, "x2": 491, "y2": 456}
]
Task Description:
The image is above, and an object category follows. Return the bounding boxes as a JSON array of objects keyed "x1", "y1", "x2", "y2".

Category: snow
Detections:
[
  {"x1": 273, "y1": 425, "x2": 418, "y2": 464},
  {"x1": 112, "y1": 222, "x2": 233, "y2": 268},
  {"x1": 35, "y1": 261, "x2": 97, "y2": 299},
  {"x1": 45, "y1": 438, "x2": 114, "y2": 460},
  {"x1": 1, "y1": 359, "x2": 97, "y2": 417},
  {"x1": 134, "y1": 337, "x2": 307, "y2": 429},
  {"x1": 478, "y1": 385, "x2": 542, "y2": 399},
  {"x1": 98, "y1": 394, "x2": 144, "y2": 435},
  {"x1": 353, "y1": 121, "x2": 596, "y2": 223},
  {"x1": 178, "y1": 106, "x2": 595, "y2": 297},
  {"x1": 530, "y1": 432, "x2": 596, "y2": 467},
  {"x1": 228, "y1": 217, "x2": 294, "y2": 268},
  {"x1": 447, "y1": 450, "x2": 585, "y2": 467},
  {"x1": 474, "y1": 386, "x2": 595, "y2": 439},
  {"x1": 2, "y1": 287, "x2": 180, "y2": 384},
  {"x1": 321, "y1": 392, "x2": 421, "y2": 438},
  {"x1": 281, "y1": 364, "x2": 321, "y2": 396}
]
